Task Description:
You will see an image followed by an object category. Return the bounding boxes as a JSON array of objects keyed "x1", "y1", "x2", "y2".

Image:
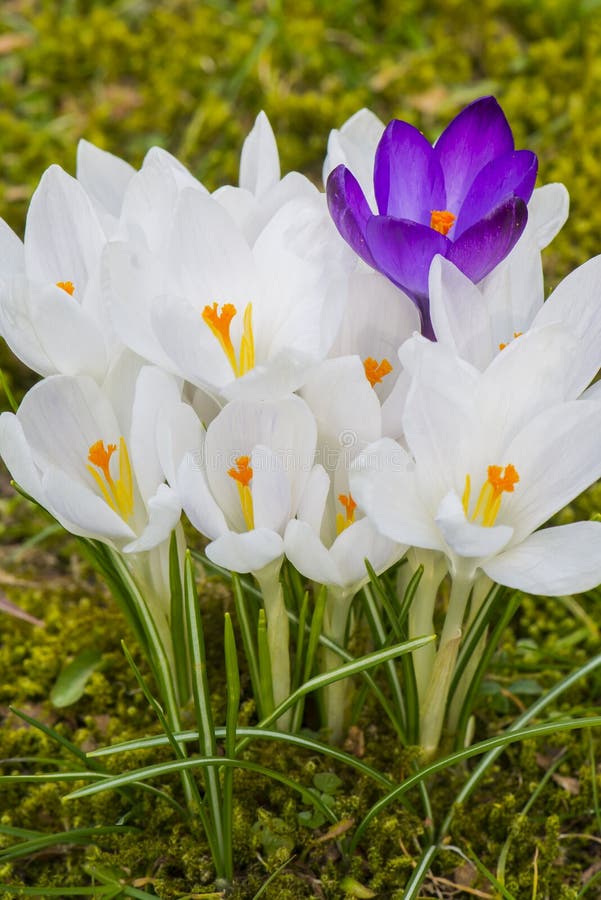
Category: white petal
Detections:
[
  {"x1": 239, "y1": 111, "x2": 281, "y2": 196},
  {"x1": 251, "y1": 444, "x2": 291, "y2": 533},
  {"x1": 0, "y1": 413, "x2": 44, "y2": 500},
  {"x1": 158, "y1": 400, "x2": 205, "y2": 488},
  {"x1": 284, "y1": 519, "x2": 341, "y2": 585},
  {"x1": 330, "y1": 516, "x2": 402, "y2": 588},
  {"x1": 323, "y1": 108, "x2": 385, "y2": 207},
  {"x1": 76, "y1": 139, "x2": 135, "y2": 221},
  {"x1": 503, "y1": 399, "x2": 601, "y2": 542},
  {"x1": 168, "y1": 190, "x2": 258, "y2": 306},
  {"x1": 176, "y1": 451, "x2": 229, "y2": 541},
  {"x1": 297, "y1": 464, "x2": 330, "y2": 534},
  {"x1": 25, "y1": 165, "x2": 106, "y2": 287},
  {"x1": 435, "y1": 491, "x2": 513, "y2": 560},
  {"x1": 129, "y1": 366, "x2": 182, "y2": 501},
  {"x1": 124, "y1": 483, "x2": 181, "y2": 553},
  {"x1": 206, "y1": 529, "x2": 284, "y2": 574},
  {"x1": 43, "y1": 465, "x2": 135, "y2": 541},
  {"x1": 527, "y1": 183, "x2": 569, "y2": 249},
  {"x1": 429, "y1": 256, "x2": 495, "y2": 369},
  {"x1": 17, "y1": 374, "x2": 120, "y2": 481},
  {"x1": 483, "y1": 522, "x2": 601, "y2": 595},
  {"x1": 533, "y1": 254, "x2": 601, "y2": 396},
  {"x1": 102, "y1": 241, "x2": 176, "y2": 371},
  {"x1": 0, "y1": 219, "x2": 24, "y2": 279},
  {"x1": 350, "y1": 438, "x2": 442, "y2": 550},
  {"x1": 143, "y1": 146, "x2": 207, "y2": 193},
  {"x1": 300, "y1": 356, "x2": 382, "y2": 451}
]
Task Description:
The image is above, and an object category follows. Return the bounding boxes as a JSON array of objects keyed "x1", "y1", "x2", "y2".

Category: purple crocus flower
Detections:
[{"x1": 327, "y1": 97, "x2": 537, "y2": 339}]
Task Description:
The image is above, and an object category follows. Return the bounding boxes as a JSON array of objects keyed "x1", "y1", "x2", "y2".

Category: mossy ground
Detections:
[{"x1": 0, "y1": 0, "x2": 601, "y2": 897}]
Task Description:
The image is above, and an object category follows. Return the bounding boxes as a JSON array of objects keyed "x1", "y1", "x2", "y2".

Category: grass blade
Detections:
[
  {"x1": 169, "y1": 530, "x2": 190, "y2": 705},
  {"x1": 222, "y1": 613, "x2": 240, "y2": 883},
  {"x1": 184, "y1": 550, "x2": 225, "y2": 875}
]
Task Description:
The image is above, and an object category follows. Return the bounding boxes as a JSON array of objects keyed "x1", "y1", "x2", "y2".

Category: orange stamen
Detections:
[
  {"x1": 499, "y1": 332, "x2": 523, "y2": 351},
  {"x1": 464, "y1": 463, "x2": 520, "y2": 528},
  {"x1": 364, "y1": 357, "x2": 393, "y2": 388},
  {"x1": 56, "y1": 281, "x2": 75, "y2": 295},
  {"x1": 430, "y1": 210, "x2": 456, "y2": 236},
  {"x1": 228, "y1": 455, "x2": 253, "y2": 487}
]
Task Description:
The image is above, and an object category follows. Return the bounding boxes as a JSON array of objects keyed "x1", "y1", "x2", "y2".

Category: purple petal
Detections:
[
  {"x1": 365, "y1": 216, "x2": 451, "y2": 334},
  {"x1": 447, "y1": 197, "x2": 528, "y2": 284},
  {"x1": 374, "y1": 120, "x2": 445, "y2": 222},
  {"x1": 455, "y1": 150, "x2": 537, "y2": 236},
  {"x1": 327, "y1": 165, "x2": 375, "y2": 266},
  {"x1": 434, "y1": 96, "x2": 515, "y2": 213}
]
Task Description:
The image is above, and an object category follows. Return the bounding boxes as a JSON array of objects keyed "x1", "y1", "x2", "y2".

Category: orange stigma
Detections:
[
  {"x1": 228, "y1": 455, "x2": 253, "y2": 487},
  {"x1": 88, "y1": 440, "x2": 117, "y2": 482},
  {"x1": 499, "y1": 332, "x2": 523, "y2": 351},
  {"x1": 430, "y1": 210, "x2": 456, "y2": 236},
  {"x1": 336, "y1": 492, "x2": 357, "y2": 534},
  {"x1": 364, "y1": 357, "x2": 393, "y2": 388},
  {"x1": 87, "y1": 438, "x2": 134, "y2": 521},
  {"x1": 56, "y1": 281, "x2": 75, "y2": 295},
  {"x1": 202, "y1": 302, "x2": 255, "y2": 378},
  {"x1": 463, "y1": 464, "x2": 520, "y2": 528}
]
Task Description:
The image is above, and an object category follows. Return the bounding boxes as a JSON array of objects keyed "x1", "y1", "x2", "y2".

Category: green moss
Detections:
[{"x1": 1, "y1": 0, "x2": 601, "y2": 895}]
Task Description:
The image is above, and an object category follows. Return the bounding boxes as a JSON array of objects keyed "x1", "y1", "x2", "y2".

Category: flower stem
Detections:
[
  {"x1": 419, "y1": 572, "x2": 472, "y2": 758},
  {"x1": 254, "y1": 558, "x2": 291, "y2": 730},
  {"x1": 322, "y1": 587, "x2": 355, "y2": 744},
  {"x1": 405, "y1": 550, "x2": 447, "y2": 708}
]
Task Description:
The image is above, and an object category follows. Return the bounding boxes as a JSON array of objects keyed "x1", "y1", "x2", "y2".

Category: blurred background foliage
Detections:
[{"x1": 1, "y1": 0, "x2": 601, "y2": 282}]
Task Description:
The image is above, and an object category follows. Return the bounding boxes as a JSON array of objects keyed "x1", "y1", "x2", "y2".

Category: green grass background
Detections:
[{"x1": 1, "y1": 2, "x2": 601, "y2": 898}]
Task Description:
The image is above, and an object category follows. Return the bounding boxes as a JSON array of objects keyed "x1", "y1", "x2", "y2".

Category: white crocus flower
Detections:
[
  {"x1": 289, "y1": 355, "x2": 403, "y2": 739},
  {"x1": 0, "y1": 363, "x2": 183, "y2": 669},
  {"x1": 0, "y1": 165, "x2": 120, "y2": 381},
  {"x1": 0, "y1": 365, "x2": 181, "y2": 552},
  {"x1": 351, "y1": 335, "x2": 601, "y2": 753},
  {"x1": 161, "y1": 394, "x2": 317, "y2": 723},
  {"x1": 104, "y1": 189, "x2": 349, "y2": 404}
]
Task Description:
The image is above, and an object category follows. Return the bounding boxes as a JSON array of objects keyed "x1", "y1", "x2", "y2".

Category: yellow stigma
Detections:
[
  {"x1": 462, "y1": 464, "x2": 520, "y2": 528},
  {"x1": 202, "y1": 301, "x2": 255, "y2": 378},
  {"x1": 56, "y1": 281, "x2": 75, "y2": 295},
  {"x1": 336, "y1": 493, "x2": 357, "y2": 535},
  {"x1": 87, "y1": 437, "x2": 134, "y2": 521},
  {"x1": 364, "y1": 357, "x2": 393, "y2": 388},
  {"x1": 228, "y1": 455, "x2": 254, "y2": 530},
  {"x1": 430, "y1": 210, "x2": 456, "y2": 236},
  {"x1": 499, "y1": 332, "x2": 523, "y2": 351}
]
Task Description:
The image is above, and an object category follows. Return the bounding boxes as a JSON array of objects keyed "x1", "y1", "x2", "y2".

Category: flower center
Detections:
[
  {"x1": 499, "y1": 331, "x2": 523, "y2": 351},
  {"x1": 56, "y1": 281, "x2": 75, "y2": 295},
  {"x1": 430, "y1": 210, "x2": 456, "y2": 236},
  {"x1": 87, "y1": 437, "x2": 134, "y2": 521},
  {"x1": 336, "y1": 493, "x2": 357, "y2": 534},
  {"x1": 462, "y1": 464, "x2": 519, "y2": 528},
  {"x1": 228, "y1": 455, "x2": 254, "y2": 530},
  {"x1": 202, "y1": 302, "x2": 255, "y2": 378},
  {"x1": 363, "y1": 357, "x2": 393, "y2": 388}
]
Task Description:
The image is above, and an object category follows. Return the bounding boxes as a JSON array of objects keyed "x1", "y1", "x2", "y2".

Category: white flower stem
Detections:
[
  {"x1": 322, "y1": 586, "x2": 355, "y2": 744},
  {"x1": 405, "y1": 550, "x2": 447, "y2": 707},
  {"x1": 446, "y1": 574, "x2": 493, "y2": 740},
  {"x1": 419, "y1": 571, "x2": 473, "y2": 758},
  {"x1": 254, "y1": 558, "x2": 291, "y2": 730}
]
